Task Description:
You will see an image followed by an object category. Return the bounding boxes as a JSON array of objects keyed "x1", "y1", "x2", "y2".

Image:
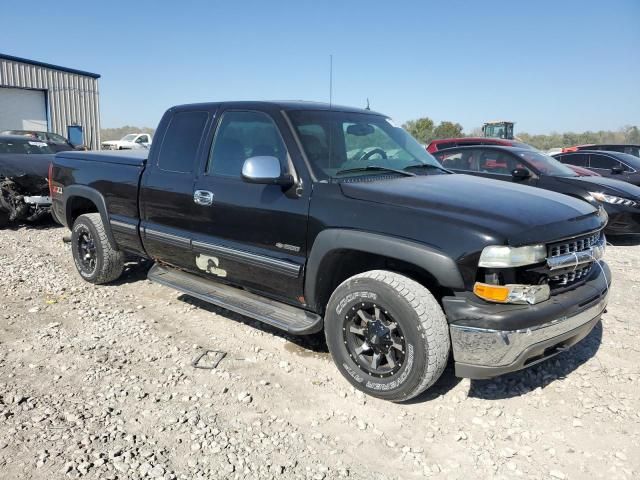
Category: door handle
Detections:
[{"x1": 193, "y1": 190, "x2": 214, "y2": 206}]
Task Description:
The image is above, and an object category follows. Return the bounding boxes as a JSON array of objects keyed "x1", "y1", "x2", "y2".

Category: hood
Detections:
[
  {"x1": 0, "y1": 153, "x2": 53, "y2": 179},
  {"x1": 340, "y1": 174, "x2": 605, "y2": 246},
  {"x1": 555, "y1": 175, "x2": 640, "y2": 199}
]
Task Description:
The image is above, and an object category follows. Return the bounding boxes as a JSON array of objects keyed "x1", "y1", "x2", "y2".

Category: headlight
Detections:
[
  {"x1": 589, "y1": 192, "x2": 637, "y2": 208},
  {"x1": 474, "y1": 282, "x2": 550, "y2": 305},
  {"x1": 478, "y1": 244, "x2": 547, "y2": 268}
]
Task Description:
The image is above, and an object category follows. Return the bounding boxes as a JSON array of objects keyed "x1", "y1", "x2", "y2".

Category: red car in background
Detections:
[{"x1": 427, "y1": 137, "x2": 600, "y2": 177}]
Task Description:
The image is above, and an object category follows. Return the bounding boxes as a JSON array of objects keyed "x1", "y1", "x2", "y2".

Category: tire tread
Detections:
[
  {"x1": 74, "y1": 213, "x2": 124, "y2": 284},
  {"x1": 341, "y1": 270, "x2": 450, "y2": 401}
]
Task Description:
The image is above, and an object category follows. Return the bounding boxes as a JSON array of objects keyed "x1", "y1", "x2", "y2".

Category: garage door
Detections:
[{"x1": 0, "y1": 87, "x2": 48, "y2": 132}]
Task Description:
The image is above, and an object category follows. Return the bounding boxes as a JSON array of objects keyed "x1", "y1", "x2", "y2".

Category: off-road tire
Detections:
[
  {"x1": 71, "y1": 213, "x2": 124, "y2": 284},
  {"x1": 325, "y1": 270, "x2": 450, "y2": 402}
]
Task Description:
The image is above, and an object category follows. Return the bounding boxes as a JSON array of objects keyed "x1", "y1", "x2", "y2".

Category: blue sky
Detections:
[{"x1": 1, "y1": 0, "x2": 638, "y2": 133}]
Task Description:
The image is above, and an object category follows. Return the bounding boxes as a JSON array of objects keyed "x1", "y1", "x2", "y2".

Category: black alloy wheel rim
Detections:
[
  {"x1": 342, "y1": 302, "x2": 406, "y2": 378},
  {"x1": 76, "y1": 226, "x2": 97, "y2": 275}
]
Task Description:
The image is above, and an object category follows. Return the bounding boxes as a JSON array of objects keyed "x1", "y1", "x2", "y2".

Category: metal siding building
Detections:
[{"x1": 0, "y1": 53, "x2": 101, "y2": 149}]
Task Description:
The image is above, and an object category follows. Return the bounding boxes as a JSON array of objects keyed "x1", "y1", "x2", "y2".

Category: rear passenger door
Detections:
[
  {"x1": 189, "y1": 108, "x2": 310, "y2": 305},
  {"x1": 140, "y1": 108, "x2": 214, "y2": 269}
]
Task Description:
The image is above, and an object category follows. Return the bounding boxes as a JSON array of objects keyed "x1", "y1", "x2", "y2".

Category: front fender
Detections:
[{"x1": 304, "y1": 229, "x2": 465, "y2": 311}]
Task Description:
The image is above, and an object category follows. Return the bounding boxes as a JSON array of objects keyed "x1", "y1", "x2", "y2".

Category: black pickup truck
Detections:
[{"x1": 51, "y1": 101, "x2": 611, "y2": 401}]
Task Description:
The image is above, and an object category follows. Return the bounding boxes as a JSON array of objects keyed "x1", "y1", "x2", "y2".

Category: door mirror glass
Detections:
[
  {"x1": 242, "y1": 156, "x2": 293, "y2": 186},
  {"x1": 511, "y1": 167, "x2": 531, "y2": 180},
  {"x1": 611, "y1": 165, "x2": 624, "y2": 174}
]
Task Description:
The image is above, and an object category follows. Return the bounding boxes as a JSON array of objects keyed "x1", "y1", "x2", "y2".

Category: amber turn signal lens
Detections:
[{"x1": 473, "y1": 282, "x2": 510, "y2": 303}]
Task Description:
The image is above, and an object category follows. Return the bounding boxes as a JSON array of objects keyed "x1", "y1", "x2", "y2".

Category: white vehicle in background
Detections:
[{"x1": 101, "y1": 133, "x2": 152, "y2": 150}]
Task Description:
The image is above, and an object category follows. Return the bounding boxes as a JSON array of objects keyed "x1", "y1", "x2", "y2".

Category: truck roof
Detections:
[{"x1": 170, "y1": 100, "x2": 384, "y2": 116}]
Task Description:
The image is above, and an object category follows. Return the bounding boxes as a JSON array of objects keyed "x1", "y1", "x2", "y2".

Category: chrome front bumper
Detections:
[{"x1": 449, "y1": 283, "x2": 609, "y2": 379}]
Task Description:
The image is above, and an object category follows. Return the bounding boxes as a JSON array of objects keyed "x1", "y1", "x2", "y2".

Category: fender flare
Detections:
[
  {"x1": 304, "y1": 229, "x2": 465, "y2": 310},
  {"x1": 63, "y1": 185, "x2": 117, "y2": 248}
]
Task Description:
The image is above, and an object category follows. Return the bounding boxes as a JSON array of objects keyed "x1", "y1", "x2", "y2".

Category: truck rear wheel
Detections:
[
  {"x1": 71, "y1": 213, "x2": 124, "y2": 284},
  {"x1": 325, "y1": 270, "x2": 450, "y2": 402}
]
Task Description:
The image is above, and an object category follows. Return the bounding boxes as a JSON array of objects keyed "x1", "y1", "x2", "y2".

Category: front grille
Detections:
[
  {"x1": 549, "y1": 264, "x2": 593, "y2": 288},
  {"x1": 548, "y1": 232, "x2": 601, "y2": 258}
]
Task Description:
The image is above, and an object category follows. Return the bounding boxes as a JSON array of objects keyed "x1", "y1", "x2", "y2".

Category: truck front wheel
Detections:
[
  {"x1": 325, "y1": 270, "x2": 450, "y2": 402},
  {"x1": 71, "y1": 213, "x2": 124, "y2": 284}
]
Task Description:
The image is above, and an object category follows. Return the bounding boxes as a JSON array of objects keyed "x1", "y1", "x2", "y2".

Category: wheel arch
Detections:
[
  {"x1": 64, "y1": 185, "x2": 116, "y2": 248},
  {"x1": 305, "y1": 229, "x2": 464, "y2": 314}
]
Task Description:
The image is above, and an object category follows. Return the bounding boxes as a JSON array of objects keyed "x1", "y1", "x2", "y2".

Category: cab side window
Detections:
[
  {"x1": 436, "y1": 152, "x2": 465, "y2": 169},
  {"x1": 589, "y1": 154, "x2": 616, "y2": 170},
  {"x1": 478, "y1": 151, "x2": 516, "y2": 175},
  {"x1": 208, "y1": 111, "x2": 287, "y2": 178},
  {"x1": 559, "y1": 153, "x2": 587, "y2": 167}
]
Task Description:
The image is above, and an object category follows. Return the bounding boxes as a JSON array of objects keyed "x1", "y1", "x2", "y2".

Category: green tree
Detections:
[
  {"x1": 402, "y1": 117, "x2": 434, "y2": 144},
  {"x1": 625, "y1": 126, "x2": 640, "y2": 144},
  {"x1": 433, "y1": 121, "x2": 464, "y2": 139}
]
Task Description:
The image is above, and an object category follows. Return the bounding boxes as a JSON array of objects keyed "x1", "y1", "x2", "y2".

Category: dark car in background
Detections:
[
  {"x1": 0, "y1": 135, "x2": 54, "y2": 227},
  {"x1": 0, "y1": 129, "x2": 76, "y2": 152},
  {"x1": 433, "y1": 145, "x2": 640, "y2": 235},
  {"x1": 426, "y1": 137, "x2": 534, "y2": 153},
  {"x1": 562, "y1": 144, "x2": 640, "y2": 158},
  {"x1": 427, "y1": 137, "x2": 598, "y2": 177},
  {"x1": 552, "y1": 150, "x2": 640, "y2": 186}
]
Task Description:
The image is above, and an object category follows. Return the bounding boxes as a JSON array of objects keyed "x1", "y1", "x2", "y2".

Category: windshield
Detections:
[
  {"x1": 121, "y1": 134, "x2": 138, "y2": 141},
  {"x1": 288, "y1": 110, "x2": 442, "y2": 179},
  {"x1": 616, "y1": 152, "x2": 640, "y2": 167},
  {"x1": 517, "y1": 151, "x2": 577, "y2": 177},
  {"x1": 483, "y1": 123, "x2": 513, "y2": 139},
  {"x1": 0, "y1": 139, "x2": 53, "y2": 154},
  {"x1": 623, "y1": 146, "x2": 640, "y2": 157}
]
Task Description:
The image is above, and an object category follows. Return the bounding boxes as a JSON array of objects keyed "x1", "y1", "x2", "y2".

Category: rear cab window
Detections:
[{"x1": 157, "y1": 111, "x2": 209, "y2": 173}]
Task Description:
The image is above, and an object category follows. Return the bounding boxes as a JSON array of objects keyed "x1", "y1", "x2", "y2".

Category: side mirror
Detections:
[
  {"x1": 611, "y1": 165, "x2": 624, "y2": 174},
  {"x1": 241, "y1": 156, "x2": 294, "y2": 187},
  {"x1": 511, "y1": 167, "x2": 531, "y2": 180}
]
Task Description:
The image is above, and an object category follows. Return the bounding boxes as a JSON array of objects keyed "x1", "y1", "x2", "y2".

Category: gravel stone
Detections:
[{"x1": 0, "y1": 225, "x2": 638, "y2": 479}]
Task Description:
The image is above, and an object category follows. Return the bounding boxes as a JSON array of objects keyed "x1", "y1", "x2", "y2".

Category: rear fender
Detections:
[{"x1": 64, "y1": 185, "x2": 116, "y2": 248}]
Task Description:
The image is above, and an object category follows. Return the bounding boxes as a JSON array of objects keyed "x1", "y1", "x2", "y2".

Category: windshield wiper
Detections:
[
  {"x1": 404, "y1": 163, "x2": 450, "y2": 174},
  {"x1": 335, "y1": 165, "x2": 415, "y2": 177}
]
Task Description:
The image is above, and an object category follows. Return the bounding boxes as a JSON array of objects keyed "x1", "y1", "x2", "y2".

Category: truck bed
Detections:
[
  {"x1": 52, "y1": 149, "x2": 148, "y2": 256},
  {"x1": 55, "y1": 149, "x2": 148, "y2": 166}
]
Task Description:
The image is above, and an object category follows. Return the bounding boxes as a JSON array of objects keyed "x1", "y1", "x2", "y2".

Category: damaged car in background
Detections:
[{"x1": 0, "y1": 135, "x2": 54, "y2": 227}]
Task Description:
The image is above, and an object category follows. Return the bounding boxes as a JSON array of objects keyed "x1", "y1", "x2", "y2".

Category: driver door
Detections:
[{"x1": 189, "y1": 108, "x2": 310, "y2": 305}]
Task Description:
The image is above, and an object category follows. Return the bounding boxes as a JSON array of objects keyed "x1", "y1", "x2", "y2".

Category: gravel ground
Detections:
[{"x1": 1, "y1": 222, "x2": 639, "y2": 480}]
